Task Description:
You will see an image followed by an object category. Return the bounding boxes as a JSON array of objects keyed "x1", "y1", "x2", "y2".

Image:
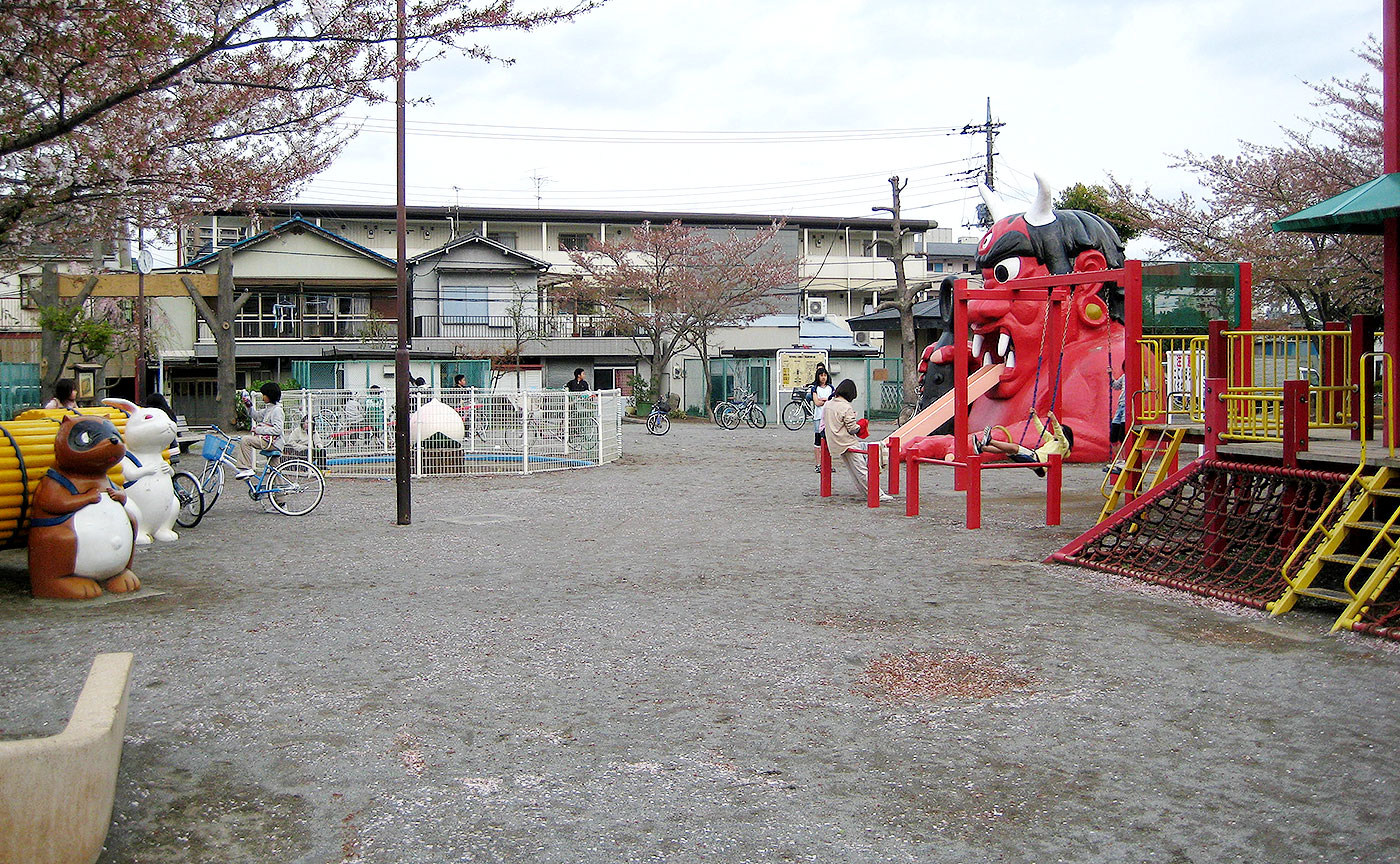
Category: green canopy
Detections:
[{"x1": 1272, "y1": 173, "x2": 1400, "y2": 235}]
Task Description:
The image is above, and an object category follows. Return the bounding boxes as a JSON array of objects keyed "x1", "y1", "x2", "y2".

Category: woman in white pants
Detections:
[{"x1": 822, "y1": 378, "x2": 892, "y2": 502}]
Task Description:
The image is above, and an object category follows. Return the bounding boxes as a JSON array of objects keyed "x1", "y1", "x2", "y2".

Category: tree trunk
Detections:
[{"x1": 183, "y1": 248, "x2": 248, "y2": 429}]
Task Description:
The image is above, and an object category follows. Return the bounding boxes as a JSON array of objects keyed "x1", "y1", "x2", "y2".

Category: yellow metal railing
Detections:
[
  {"x1": 1137, "y1": 335, "x2": 1207, "y2": 423},
  {"x1": 1223, "y1": 329, "x2": 1354, "y2": 440},
  {"x1": 1362, "y1": 351, "x2": 1394, "y2": 459}
]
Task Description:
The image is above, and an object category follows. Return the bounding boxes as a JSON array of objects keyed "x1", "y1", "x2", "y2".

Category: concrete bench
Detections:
[{"x1": 0, "y1": 652, "x2": 134, "y2": 864}]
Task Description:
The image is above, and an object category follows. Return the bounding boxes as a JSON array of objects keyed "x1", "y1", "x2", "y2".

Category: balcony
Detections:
[{"x1": 414, "y1": 314, "x2": 632, "y2": 340}]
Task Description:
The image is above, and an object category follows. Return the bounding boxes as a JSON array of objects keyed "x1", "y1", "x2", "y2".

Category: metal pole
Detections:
[
  {"x1": 394, "y1": 0, "x2": 412, "y2": 523},
  {"x1": 136, "y1": 223, "x2": 146, "y2": 398}
]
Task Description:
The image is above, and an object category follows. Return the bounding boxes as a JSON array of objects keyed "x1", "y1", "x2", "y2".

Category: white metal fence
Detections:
[{"x1": 280, "y1": 388, "x2": 623, "y2": 478}]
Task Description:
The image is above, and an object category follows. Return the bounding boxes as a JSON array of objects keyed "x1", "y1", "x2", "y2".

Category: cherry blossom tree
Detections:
[
  {"x1": 0, "y1": 0, "x2": 598, "y2": 259},
  {"x1": 1110, "y1": 39, "x2": 1381, "y2": 328},
  {"x1": 564, "y1": 220, "x2": 796, "y2": 403}
]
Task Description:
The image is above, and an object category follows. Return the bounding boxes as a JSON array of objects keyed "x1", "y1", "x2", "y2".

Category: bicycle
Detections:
[
  {"x1": 172, "y1": 465, "x2": 205, "y2": 528},
  {"x1": 718, "y1": 390, "x2": 765, "y2": 429},
  {"x1": 645, "y1": 398, "x2": 671, "y2": 435},
  {"x1": 781, "y1": 387, "x2": 815, "y2": 431},
  {"x1": 194, "y1": 426, "x2": 327, "y2": 516}
]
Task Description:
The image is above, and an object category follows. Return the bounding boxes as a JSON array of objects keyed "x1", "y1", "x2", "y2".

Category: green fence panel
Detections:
[{"x1": 0, "y1": 362, "x2": 41, "y2": 420}]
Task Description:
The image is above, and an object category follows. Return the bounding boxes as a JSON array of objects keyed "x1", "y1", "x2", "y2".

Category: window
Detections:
[
  {"x1": 442, "y1": 286, "x2": 490, "y2": 323},
  {"x1": 487, "y1": 232, "x2": 517, "y2": 249},
  {"x1": 558, "y1": 233, "x2": 594, "y2": 251}
]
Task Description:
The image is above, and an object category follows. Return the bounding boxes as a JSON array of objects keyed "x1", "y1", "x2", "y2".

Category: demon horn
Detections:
[
  {"x1": 1025, "y1": 173, "x2": 1054, "y2": 226},
  {"x1": 977, "y1": 183, "x2": 1008, "y2": 222}
]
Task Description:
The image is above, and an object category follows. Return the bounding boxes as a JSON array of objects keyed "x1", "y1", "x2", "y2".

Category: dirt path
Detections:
[{"x1": 3, "y1": 419, "x2": 1398, "y2": 863}]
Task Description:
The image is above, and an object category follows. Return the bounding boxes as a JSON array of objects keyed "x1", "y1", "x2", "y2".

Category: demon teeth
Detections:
[
  {"x1": 1006, "y1": 349, "x2": 1016, "y2": 370},
  {"x1": 971, "y1": 333, "x2": 984, "y2": 358},
  {"x1": 997, "y1": 332, "x2": 1011, "y2": 357}
]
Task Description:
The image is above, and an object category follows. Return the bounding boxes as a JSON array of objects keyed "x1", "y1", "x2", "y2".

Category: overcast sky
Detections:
[{"x1": 294, "y1": 0, "x2": 1380, "y2": 245}]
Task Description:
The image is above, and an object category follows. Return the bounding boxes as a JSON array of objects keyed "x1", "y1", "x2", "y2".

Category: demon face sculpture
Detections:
[{"x1": 965, "y1": 175, "x2": 1126, "y2": 461}]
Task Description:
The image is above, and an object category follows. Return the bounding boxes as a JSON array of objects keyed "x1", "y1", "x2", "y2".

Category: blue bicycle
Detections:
[{"x1": 195, "y1": 426, "x2": 326, "y2": 517}]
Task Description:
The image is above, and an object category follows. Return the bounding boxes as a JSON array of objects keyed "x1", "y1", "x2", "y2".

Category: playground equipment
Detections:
[
  {"x1": 0, "y1": 407, "x2": 134, "y2": 552},
  {"x1": 27, "y1": 414, "x2": 141, "y2": 600}
]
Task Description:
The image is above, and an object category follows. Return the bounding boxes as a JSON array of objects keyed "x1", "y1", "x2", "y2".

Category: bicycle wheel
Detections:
[
  {"x1": 711, "y1": 403, "x2": 728, "y2": 427},
  {"x1": 266, "y1": 459, "x2": 325, "y2": 516},
  {"x1": 747, "y1": 405, "x2": 767, "y2": 429},
  {"x1": 172, "y1": 470, "x2": 204, "y2": 528},
  {"x1": 781, "y1": 401, "x2": 808, "y2": 431},
  {"x1": 896, "y1": 402, "x2": 917, "y2": 427},
  {"x1": 200, "y1": 461, "x2": 225, "y2": 511},
  {"x1": 649, "y1": 413, "x2": 670, "y2": 435},
  {"x1": 719, "y1": 404, "x2": 740, "y2": 430}
]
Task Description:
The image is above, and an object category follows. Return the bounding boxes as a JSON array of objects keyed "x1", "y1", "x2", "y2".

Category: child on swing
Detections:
[{"x1": 973, "y1": 411, "x2": 1073, "y2": 478}]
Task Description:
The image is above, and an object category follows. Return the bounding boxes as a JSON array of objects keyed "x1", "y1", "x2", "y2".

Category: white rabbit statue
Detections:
[{"x1": 103, "y1": 397, "x2": 180, "y2": 545}]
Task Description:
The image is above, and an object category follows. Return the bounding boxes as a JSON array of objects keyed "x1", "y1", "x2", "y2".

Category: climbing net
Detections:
[
  {"x1": 1057, "y1": 460, "x2": 1354, "y2": 608},
  {"x1": 1354, "y1": 594, "x2": 1400, "y2": 640}
]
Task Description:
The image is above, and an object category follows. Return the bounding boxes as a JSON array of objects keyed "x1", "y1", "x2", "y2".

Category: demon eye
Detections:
[{"x1": 992, "y1": 257, "x2": 1022, "y2": 283}]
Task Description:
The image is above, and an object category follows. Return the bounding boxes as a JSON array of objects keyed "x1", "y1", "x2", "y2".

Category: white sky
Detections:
[{"x1": 293, "y1": 0, "x2": 1380, "y2": 248}]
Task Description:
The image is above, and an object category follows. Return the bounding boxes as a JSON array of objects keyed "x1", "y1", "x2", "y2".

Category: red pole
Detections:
[
  {"x1": 820, "y1": 439, "x2": 832, "y2": 497},
  {"x1": 1282, "y1": 379, "x2": 1309, "y2": 467},
  {"x1": 1385, "y1": 0, "x2": 1399, "y2": 448},
  {"x1": 1207, "y1": 320, "x2": 1229, "y2": 380},
  {"x1": 888, "y1": 435, "x2": 900, "y2": 494},
  {"x1": 867, "y1": 442, "x2": 881, "y2": 508},
  {"x1": 965, "y1": 453, "x2": 982, "y2": 529},
  {"x1": 1204, "y1": 377, "x2": 1226, "y2": 459},
  {"x1": 1237, "y1": 261, "x2": 1252, "y2": 329},
  {"x1": 1352, "y1": 313, "x2": 1370, "y2": 442},
  {"x1": 953, "y1": 279, "x2": 970, "y2": 485},
  {"x1": 1047, "y1": 453, "x2": 1062, "y2": 526},
  {"x1": 905, "y1": 455, "x2": 920, "y2": 517},
  {"x1": 1324, "y1": 321, "x2": 1346, "y2": 426},
  {"x1": 1124, "y1": 260, "x2": 1143, "y2": 430}
]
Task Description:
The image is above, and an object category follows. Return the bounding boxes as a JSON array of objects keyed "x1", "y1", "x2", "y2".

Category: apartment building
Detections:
[{"x1": 144, "y1": 204, "x2": 965, "y2": 419}]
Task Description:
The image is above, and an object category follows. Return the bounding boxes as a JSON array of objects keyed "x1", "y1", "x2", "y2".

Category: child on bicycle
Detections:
[{"x1": 233, "y1": 382, "x2": 285, "y2": 479}]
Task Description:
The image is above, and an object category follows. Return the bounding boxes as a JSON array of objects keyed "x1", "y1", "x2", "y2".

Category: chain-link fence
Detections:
[{"x1": 281, "y1": 388, "x2": 623, "y2": 478}]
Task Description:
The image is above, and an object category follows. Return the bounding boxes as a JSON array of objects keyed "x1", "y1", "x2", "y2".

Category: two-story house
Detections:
[{"x1": 161, "y1": 204, "x2": 950, "y2": 421}]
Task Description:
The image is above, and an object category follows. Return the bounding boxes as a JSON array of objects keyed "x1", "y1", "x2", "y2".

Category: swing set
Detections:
[{"x1": 891, "y1": 261, "x2": 1145, "y2": 528}]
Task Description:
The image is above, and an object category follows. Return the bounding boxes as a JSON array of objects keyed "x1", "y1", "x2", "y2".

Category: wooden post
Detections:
[{"x1": 182, "y1": 249, "x2": 250, "y2": 430}]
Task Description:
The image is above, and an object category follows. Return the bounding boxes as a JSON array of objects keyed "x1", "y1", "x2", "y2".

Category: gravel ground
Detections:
[{"x1": 2, "y1": 418, "x2": 1399, "y2": 864}]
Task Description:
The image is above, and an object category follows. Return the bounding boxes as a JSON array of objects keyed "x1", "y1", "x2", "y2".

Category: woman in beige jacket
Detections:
[{"x1": 822, "y1": 379, "x2": 893, "y2": 501}]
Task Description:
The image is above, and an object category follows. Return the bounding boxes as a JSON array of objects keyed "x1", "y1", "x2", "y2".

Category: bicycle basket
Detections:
[
  {"x1": 201, "y1": 434, "x2": 234, "y2": 461},
  {"x1": 791, "y1": 387, "x2": 808, "y2": 402}
]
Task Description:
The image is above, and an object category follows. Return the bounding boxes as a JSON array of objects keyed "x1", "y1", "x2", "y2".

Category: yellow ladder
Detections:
[
  {"x1": 1269, "y1": 466, "x2": 1400, "y2": 631},
  {"x1": 1096, "y1": 426, "x2": 1190, "y2": 523}
]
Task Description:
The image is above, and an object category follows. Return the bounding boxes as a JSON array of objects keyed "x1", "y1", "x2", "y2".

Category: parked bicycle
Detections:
[
  {"x1": 191, "y1": 426, "x2": 326, "y2": 517},
  {"x1": 646, "y1": 398, "x2": 671, "y2": 435},
  {"x1": 781, "y1": 387, "x2": 816, "y2": 431},
  {"x1": 716, "y1": 390, "x2": 766, "y2": 429}
]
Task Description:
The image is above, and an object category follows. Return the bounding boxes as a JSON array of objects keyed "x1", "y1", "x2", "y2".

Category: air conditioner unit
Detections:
[
  {"x1": 853, "y1": 331, "x2": 871, "y2": 347},
  {"x1": 806, "y1": 297, "x2": 827, "y2": 319}
]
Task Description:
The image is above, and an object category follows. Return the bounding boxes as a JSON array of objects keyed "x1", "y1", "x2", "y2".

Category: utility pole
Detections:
[
  {"x1": 872, "y1": 176, "x2": 919, "y2": 401},
  {"x1": 961, "y1": 98, "x2": 1005, "y2": 226}
]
